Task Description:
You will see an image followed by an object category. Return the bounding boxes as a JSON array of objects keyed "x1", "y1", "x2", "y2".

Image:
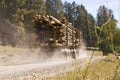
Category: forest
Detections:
[{"x1": 0, "y1": 0, "x2": 120, "y2": 55}]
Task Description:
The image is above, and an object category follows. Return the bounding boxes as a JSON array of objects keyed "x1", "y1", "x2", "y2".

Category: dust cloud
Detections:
[
  {"x1": 0, "y1": 23, "x2": 90, "y2": 66},
  {"x1": 78, "y1": 43, "x2": 90, "y2": 59}
]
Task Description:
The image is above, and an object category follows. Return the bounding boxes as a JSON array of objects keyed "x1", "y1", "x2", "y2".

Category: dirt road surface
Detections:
[{"x1": 0, "y1": 55, "x2": 102, "y2": 80}]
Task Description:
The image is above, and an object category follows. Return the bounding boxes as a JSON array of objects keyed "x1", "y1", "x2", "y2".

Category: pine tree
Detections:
[
  {"x1": 96, "y1": 5, "x2": 118, "y2": 55},
  {"x1": 46, "y1": 0, "x2": 64, "y2": 19},
  {"x1": 0, "y1": 0, "x2": 19, "y2": 46},
  {"x1": 87, "y1": 13, "x2": 97, "y2": 47},
  {"x1": 16, "y1": 0, "x2": 46, "y2": 47},
  {"x1": 75, "y1": 5, "x2": 89, "y2": 46},
  {"x1": 0, "y1": 0, "x2": 46, "y2": 47},
  {"x1": 64, "y1": 1, "x2": 77, "y2": 23}
]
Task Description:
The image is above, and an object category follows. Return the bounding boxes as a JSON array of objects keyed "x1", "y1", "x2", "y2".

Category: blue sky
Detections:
[{"x1": 62, "y1": 0, "x2": 120, "y2": 27}]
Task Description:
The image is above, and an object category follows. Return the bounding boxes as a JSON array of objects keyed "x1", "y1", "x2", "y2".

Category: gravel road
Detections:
[{"x1": 0, "y1": 56, "x2": 102, "y2": 80}]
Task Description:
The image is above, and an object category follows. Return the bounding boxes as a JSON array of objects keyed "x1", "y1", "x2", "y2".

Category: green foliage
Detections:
[
  {"x1": 116, "y1": 46, "x2": 120, "y2": 53},
  {"x1": 0, "y1": 0, "x2": 46, "y2": 47},
  {"x1": 64, "y1": 1, "x2": 77, "y2": 22},
  {"x1": 64, "y1": 2, "x2": 94, "y2": 47},
  {"x1": 96, "y1": 5, "x2": 118, "y2": 55},
  {"x1": 87, "y1": 14, "x2": 97, "y2": 47},
  {"x1": 0, "y1": 0, "x2": 120, "y2": 50},
  {"x1": 113, "y1": 28, "x2": 120, "y2": 53},
  {"x1": 0, "y1": 0, "x2": 19, "y2": 46},
  {"x1": 72, "y1": 4, "x2": 96, "y2": 47},
  {"x1": 46, "y1": 0, "x2": 64, "y2": 19}
]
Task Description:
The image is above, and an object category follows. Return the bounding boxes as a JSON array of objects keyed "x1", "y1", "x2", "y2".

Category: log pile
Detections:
[{"x1": 32, "y1": 14, "x2": 81, "y2": 49}]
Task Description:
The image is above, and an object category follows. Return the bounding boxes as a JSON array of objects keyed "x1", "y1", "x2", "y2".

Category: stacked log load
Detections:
[{"x1": 32, "y1": 14, "x2": 81, "y2": 50}]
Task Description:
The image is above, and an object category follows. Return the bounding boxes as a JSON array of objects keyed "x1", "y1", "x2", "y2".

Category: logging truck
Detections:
[{"x1": 32, "y1": 15, "x2": 82, "y2": 59}]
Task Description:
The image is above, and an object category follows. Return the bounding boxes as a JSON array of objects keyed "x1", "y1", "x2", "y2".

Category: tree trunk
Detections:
[{"x1": 1, "y1": 32, "x2": 7, "y2": 46}]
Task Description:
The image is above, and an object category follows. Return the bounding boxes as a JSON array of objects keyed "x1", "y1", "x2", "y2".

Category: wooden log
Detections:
[{"x1": 32, "y1": 14, "x2": 81, "y2": 48}]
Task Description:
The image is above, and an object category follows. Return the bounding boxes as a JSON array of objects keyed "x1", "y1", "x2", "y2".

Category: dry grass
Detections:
[
  {"x1": 42, "y1": 54, "x2": 120, "y2": 80},
  {"x1": 0, "y1": 46, "x2": 32, "y2": 55},
  {"x1": 86, "y1": 50, "x2": 103, "y2": 56},
  {"x1": 0, "y1": 46, "x2": 38, "y2": 66}
]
